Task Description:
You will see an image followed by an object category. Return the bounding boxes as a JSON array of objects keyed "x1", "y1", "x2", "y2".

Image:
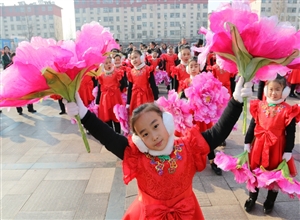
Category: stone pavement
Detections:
[{"x1": 1, "y1": 86, "x2": 299, "y2": 220}]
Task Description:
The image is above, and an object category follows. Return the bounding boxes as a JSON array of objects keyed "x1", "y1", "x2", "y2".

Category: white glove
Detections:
[
  {"x1": 233, "y1": 77, "x2": 253, "y2": 103},
  {"x1": 64, "y1": 92, "x2": 88, "y2": 119},
  {"x1": 244, "y1": 143, "x2": 251, "y2": 153},
  {"x1": 126, "y1": 104, "x2": 130, "y2": 109},
  {"x1": 282, "y1": 152, "x2": 292, "y2": 162}
]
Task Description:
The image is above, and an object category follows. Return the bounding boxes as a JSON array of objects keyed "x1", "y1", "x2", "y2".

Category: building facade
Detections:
[
  {"x1": 74, "y1": 0, "x2": 208, "y2": 45},
  {"x1": 0, "y1": 1, "x2": 63, "y2": 50},
  {"x1": 250, "y1": 0, "x2": 300, "y2": 30}
]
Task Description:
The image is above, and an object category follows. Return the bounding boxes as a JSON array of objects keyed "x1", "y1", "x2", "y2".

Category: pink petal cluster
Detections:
[
  {"x1": 215, "y1": 152, "x2": 256, "y2": 192},
  {"x1": 185, "y1": 72, "x2": 230, "y2": 124},
  {"x1": 0, "y1": 22, "x2": 118, "y2": 107},
  {"x1": 154, "y1": 70, "x2": 171, "y2": 86},
  {"x1": 113, "y1": 104, "x2": 130, "y2": 136},
  {"x1": 253, "y1": 167, "x2": 300, "y2": 199},
  {"x1": 121, "y1": 92, "x2": 127, "y2": 105},
  {"x1": 87, "y1": 100, "x2": 99, "y2": 116},
  {"x1": 156, "y1": 90, "x2": 193, "y2": 133},
  {"x1": 198, "y1": 0, "x2": 300, "y2": 80}
]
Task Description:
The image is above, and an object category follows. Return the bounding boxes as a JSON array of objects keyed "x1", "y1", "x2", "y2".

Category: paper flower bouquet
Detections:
[
  {"x1": 198, "y1": 0, "x2": 300, "y2": 133},
  {"x1": 0, "y1": 22, "x2": 119, "y2": 152}
]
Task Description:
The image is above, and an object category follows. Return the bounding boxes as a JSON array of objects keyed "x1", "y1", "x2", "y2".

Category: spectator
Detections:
[
  {"x1": 175, "y1": 38, "x2": 189, "y2": 54},
  {"x1": 1, "y1": 46, "x2": 12, "y2": 70}
]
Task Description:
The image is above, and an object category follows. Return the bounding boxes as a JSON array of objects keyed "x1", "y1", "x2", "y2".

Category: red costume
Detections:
[
  {"x1": 212, "y1": 64, "x2": 234, "y2": 96},
  {"x1": 122, "y1": 126, "x2": 210, "y2": 220},
  {"x1": 161, "y1": 53, "x2": 178, "y2": 76},
  {"x1": 249, "y1": 100, "x2": 300, "y2": 176},
  {"x1": 78, "y1": 75, "x2": 94, "y2": 107},
  {"x1": 97, "y1": 70, "x2": 124, "y2": 122},
  {"x1": 147, "y1": 57, "x2": 162, "y2": 73},
  {"x1": 171, "y1": 64, "x2": 190, "y2": 93},
  {"x1": 127, "y1": 65, "x2": 154, "y2": 115},
  {"x1": 287, "y1": 69, "x2": 300, "y2": 84}
]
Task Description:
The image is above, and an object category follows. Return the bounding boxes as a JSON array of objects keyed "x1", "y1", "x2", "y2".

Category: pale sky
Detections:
[
  {"x1": 1, "y1": 0, "x2": 76, "y2": 39},
  {"x1": 1, "y1": 0, "x2": 230, "y2": 40}
]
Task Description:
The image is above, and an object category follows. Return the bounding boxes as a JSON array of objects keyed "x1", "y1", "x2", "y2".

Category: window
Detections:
[
  {"x1": 76, "y1": 18, "x2": 80, "y2": 22},
  {"x1": 150, "y1": 22, "x2": 153, "y2": 27},
  {"x1": 203, "y1": 4, "x2": 208, "y2": 9},
  {"x1": 164, "y1": 4, "x2": 167, "y2": 9},
  {"x1": 116, "y1": 16, "x2": 120, "y2": 21},
  {"x1": 137, "y1": 25, "x2": 142, "y2": 30},
  {"x1": 170, "y1": 4, "x2": 175, "y2": 9},
  {"x1": 10, "y1": 17, "x2": 14, "y2": 21},
  {"x1": 44, "y1": 33, "x2": 48, "y2": 37},
  {"x1": 142, "y1": 22, "x2": 147, "y2": 27},
  {"x1": 131, "y1": 7, "x2": 134, "y2": 12},
  {"x1": 11, "y1": 25, "x2": 15, "y2": 30},
  {"x1": 176, "y1": 13, "x2": 180, "y2": 18},
  {"x1": 116, "y1": 8, "x2": 119, "y2": 12},
  {"x1": 150, "y1": 30, "x2": 153, "y2": 36},
  {"x1": 42, "y1": 6, "x2": 45, "y2": 11},
  {"x1": 49, "y1": 15, "x2": 53, "y2": 20},
  {"x1": 17, "y1": 25, "x2": 22, "y2": 29},
  {"x1": 117, "y1": 25, "x2": 120, "y2": 30},
  {"x1": 164, "y1": 30, "x2": 167, "y2": 36},
  {"x1": 170, "y1": 22, "x2": 175, "y2": 27},
  {"x1": 131, "y1": 33, "x2": 135, "y2": 39},
  {"x1": 109, "y1": 17, "x2": 113, "y2": 22},
  {"x1": 292, "y1": 7, "x2": 296, "y2": 12},
  {"x1": 50, "y1": 32, "x2": 55, "y2": 37},
  {"x1": 267, "y1": 7, "x2": 271, "y2": 12},
  {"x1": 203, "y1": 12, "x2": 207, "y2": 17},
  {"x1": 16, "y1": 16, "x2": 20, "y2": 21},
  {"x1": 261, "y1": 7, "x2": 265, "y2": 12},
  {"x1": 142, "y1": 30, "x2": 147, "y2": 36},
  {"x1": 104, "y1": 17, "x2": 108, "y2": 22},
  {"x1": 44, "y1": 24, "x2": 47, "y2": 28},
  {"x1": 131, "y1": 16, "x2": 134, "y2": 21},
  {"x1": 142, "y1": 5, "x2": 146, "y2": 9},
  {"x1": 170, "y1": 13, "x2": 174, "y2": 18},
  {"x1": 137, "y1": 7, "x2": 142, "y2": 12},
  {"x1": 27, "y1": 6, "x2": 31, "y2": 12},
  {"x1": 75, "y1": 8, "x2": 79, "y2": 13},
  {"x1": 49, "y1": 24, "x2": 54, "y2": 28},
  {"x1": 175, "y1": 4, "x2": 180, "y2": 9},
  {"x1": 137, "y1": 16, "x2": 141, "y2": 21},
  {"x1": 142, "y1": 13, "x2": 147, "y2": 18},
  {"x1": 150, "y1": 13, "x2": 153, "y2": 18},
  {"x1": 76, "y1": 26, "x2": 81, "y2": 30},
  {"x1": 183, "y1": 13, "x2": 186, "y2": 18},
  {"x1": 48, "y1": 6, "x2": 52, "y2": 11},
  {"x1": 262, "y1": 0, "x2": 266, "y2": 3},
  {"x1": 137, "y1": 33, "x2": 142, "y2": 39}
]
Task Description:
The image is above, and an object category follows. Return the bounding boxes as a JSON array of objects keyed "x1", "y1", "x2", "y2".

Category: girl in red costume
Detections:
[
  {"x1": 212, "y1": 63, "x2": 236, "y2": 97},
  {"x1": 78, "y1": 74, "x2": 95, "y2": 107},
  {"x1": 65, "y1": 76, "x2": 253, "y2": 220},
  {"x1": 287, "y1": 68, "x2": 300, "y2": 98},
  {"x1": 181, "y1": 57, "x2": 223, "y2": 176},
  {"x1": 147, "y1": 49, "x2": 163, "y2": 73},
  {"x1": 160, "y1": 46, "x2": 178, "y2": 90},
  {"x1": 97, "y1": 56, "x2": 126, "y2": 133},
  {"x1": 113, "y1": 53, "x2": 129, "y2": 93},
  {"x1": 126, "y1": 50, "x2": 158, "y2": 116},
  {"x1": 171, "y1": 45, "x2": 191, "y2": 93},
  {"x1": 244, "y1": 75, "x2": 300, "y2": 214}
]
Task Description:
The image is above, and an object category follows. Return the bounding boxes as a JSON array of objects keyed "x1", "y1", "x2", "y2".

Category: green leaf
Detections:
[
  {"x1": 214, "y1": 52, "x2": 237, "y2": 63},
  {"x1": 42, "y1": 68, "x2": 72, "y2": 101},
  {"x1": 228, "y1": 22, "x2": 253, "y2": 77},
  {"x1": 67, "y1": 67, "x2": 89, "y2": 102},
  {"x1": 19, "y1": 89, "x2": 55, "y2": 100}
]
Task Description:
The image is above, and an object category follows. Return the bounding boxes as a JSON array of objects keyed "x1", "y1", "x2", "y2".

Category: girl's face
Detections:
[
  {"x1": 267, "y1": 81, "x2": 284, "y2": 101},
  {"x1": 188, "y1": 61, "x2": 200, "y2": 76},
  {"x1": 152, "y1": 52, "x2": 158, "y2": 59},
  {"x1": 130, "y1": 52, "x2": 142, "y2": 66},
  {"x1": 104, "y1": 57, "x2": 113, "y2": 71},
  {"x1": 134, "y1": 111, "x2": 169, "y2": 152},
  {"x1": 168, "y1": 47, "x2": 174, "y2": 54},
  {"x1": 181, "y1": 48, "x2": 191, "y2": 62},
  {"x1": 114, "y1": 56, "x2": 121, "y2": 66}
]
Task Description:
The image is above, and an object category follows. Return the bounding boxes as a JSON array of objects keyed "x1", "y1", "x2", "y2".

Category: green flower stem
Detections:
[
  {"x1": 243, "y1": 97, "x2": 248, "y2": 135},
  {"x1": 75, "y1": 114, "x2": 90, "y2": 153}
]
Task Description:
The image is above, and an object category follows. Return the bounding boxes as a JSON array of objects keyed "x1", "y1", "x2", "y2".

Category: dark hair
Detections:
[
  {"x1": 132, "y1": 49, "x2": 142, "y2": 56},
  {"x1": 114, "y1": 54, "x2": 122, "y2": 59},
  {"x1": 267, "y1": 74, "x2": 287, "y2": 88},
  {"x1": 4, "y1": 46, "x2": 10, "y2": 50},
  {"x1": 179, "y1": 45, "x2": 191, "y2": 52},
  {"x1": 129, "y1": 42, "x2": 133, "y2": 45},
  {"x1": 115, "y1": 38, "x2": 119, "y2": 42},
  {"x1": 150, "y1": 41, "x2": 156, "y2": 46},
  {"x1": 11, "y1": 52, "x2": 16, "y2": 58},
  {"x1": 130, "y1": 103, "x2": 163, "y2": 134},
  {"x1": 188, "y1": 57, "x2": 198, "y2": 65},
  {"x1": 196, "y1": 39, "x2": 203, "y2": 47}
]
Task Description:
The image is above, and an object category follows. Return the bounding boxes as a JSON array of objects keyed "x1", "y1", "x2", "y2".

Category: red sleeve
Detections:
[
  {"x1": 171, "y1": 66, "x2": 178, "y2": 78},
  {"x1": 249, "y1": 99, "x2": 260, "y2": 122},
  {"x1": 122, "y1": 136, "x2": 140, "y2": 184},
  {"x1": 285, "y1": 104, "x2": 300, "y2": 126},
  {"x1": 185, "y1": 126, "x2": 210, "y2": 172},
  {"x1": 127, "y1": 69, "x2": 133, "y2": 83}
]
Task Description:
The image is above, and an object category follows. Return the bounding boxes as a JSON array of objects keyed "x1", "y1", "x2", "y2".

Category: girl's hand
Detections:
[
  {"x1": 282, "y1": 152, "x2": 292, "y2": 162},
  {"x1": 64, "y1": 92, "x2": 88, "y2": 119},
  {"x1": 244, "y1": 143, "x2": 251, "y2": 153},
  {"x1": 233, "y1": 77, "x2": 253, "y2": 103}
]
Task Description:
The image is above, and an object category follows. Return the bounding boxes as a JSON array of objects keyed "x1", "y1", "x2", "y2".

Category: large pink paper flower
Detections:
[
  {"x1": 87, "y1": 100, "x2": 99, "y2": 116},
  {"x1": 184, "y1": 72, "x2": 230, "y2": 124},
  {"x1": 113, "y1": 104, "x2": 130, "y2": 136},
  {"x1": 214, "y1": 152, "x2": 238, "y2": 171},
  {"x1": 156, "y1": 90, "x2": 193, "y2": 133},
  {"x1": 253, "y1": 161, "x2": 300, "y2": 199}
]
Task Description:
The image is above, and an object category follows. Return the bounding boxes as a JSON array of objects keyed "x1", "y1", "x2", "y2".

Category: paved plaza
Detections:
[{"x1": 1, "y1": 86, "x2": 299, "y2": 220}]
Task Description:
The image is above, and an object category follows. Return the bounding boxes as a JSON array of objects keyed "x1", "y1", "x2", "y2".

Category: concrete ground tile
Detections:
[
  {"x1": 45, "y1": 140, "x2": 76, "y2": 154},
  {"x1": 63, "y1": 141, "x2": 98, "y2": 154},
  {"x1": 193, "y1": 175, "x2": 211, "y2": 207},
  {"x1": 1, "y1": 181, "x2": 18, "y2": 199},
  {"x1": 76, "y1": 153, "x2": 103, "y2": 163},
  {"x1": 272, "y1": 201, "x2": 300, "y2": 220},
  {"x1": 44, "y1": 168, "x2": 93, "y2": 180},
  {"x1": 2, "y1": 163, "x2": 34, "y2": 170},
  {"x1": 85, "y1": 168, "x2": 115, "y2": 194},
  {"x1": 2, "y1": 154, "x2": 26, "y2": 163},
  {"x1": 1, "y1": 170, "x2": 27, "y2": 181},
  {"x1": 14, "y1": 211, "x2": 75, "y2": 219},
  {"x1": 98, "y1": 147, "x2": 118, "y2": 163},
  {"x1": 21, "y1": 180, "x2": 88, "y2": 211},
  {"x1": 8, "y1": 170, "x2": 50, "y2": 194},
  {"x1": 37, "y1": 153, "x2": 79, "y2": 163},
  {"x1": 126, "y1": 179, "x2": 138, "y2": 197},
  {"x1": 17, "y1": 151, "x2": 48, "y2": 163},
  {"x1": 1, "y1": 194, "x2": 31, "y2": 219},
  {"x1": 201, "y1": 205, "x2": 248, "y2": 220},
  {"x1": 74, "y1": 193, "x2": 109, "y2": 220},
  {"x1": 200, "y1": 176, "x2": 239, "y2": 206}
]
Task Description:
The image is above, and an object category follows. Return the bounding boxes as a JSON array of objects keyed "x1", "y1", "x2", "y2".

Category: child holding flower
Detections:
[
  {"x1": 65, "y1": 76, "x2": 252, "y2": 219},
  {"x1": 97, "y1": 56, "x2": 126, "y2": 133},
  {"x1": 243, "y1": 75, "x2": 300, "y2": 214}
]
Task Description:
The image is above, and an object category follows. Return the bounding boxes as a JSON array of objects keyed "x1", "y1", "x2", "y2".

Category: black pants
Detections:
[
  {"x1": 58, "y1": 99, "x2": 66, "y2": 112},
  {"x1": 16, "y1": 104, "x2": 35, "y2": 113}
]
